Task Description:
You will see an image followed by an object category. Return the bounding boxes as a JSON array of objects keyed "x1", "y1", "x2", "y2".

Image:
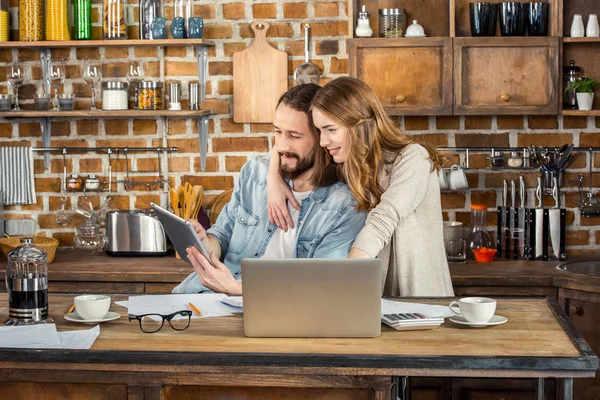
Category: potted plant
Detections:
[{"x1": 565, "y1": 77, "x2": 600, "y2": 111}]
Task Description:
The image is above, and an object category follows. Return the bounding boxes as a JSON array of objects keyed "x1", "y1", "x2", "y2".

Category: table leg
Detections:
[
  {"x1": 560, "y1": 378, "x2": 573, "y2": 400},
  {"x1": 536, "y1": 378, "x2": 545, "y2": 400}
]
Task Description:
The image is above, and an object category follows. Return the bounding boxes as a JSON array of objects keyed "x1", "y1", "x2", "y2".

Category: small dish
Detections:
[
  {"x1": 64, "y1": 311, "x2": 121, "y2": 324},
  {"x1": 449, "y1": 314, "x2": 507, "y2": 328}
]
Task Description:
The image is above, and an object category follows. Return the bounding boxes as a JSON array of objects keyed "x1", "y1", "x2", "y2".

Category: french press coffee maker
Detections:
[
  {"x1": 563, "y1": 60, "x2": 582, "y2": 110},
  {"x1": 5, "y1": 238, "x2": 53, "y2": 325}
]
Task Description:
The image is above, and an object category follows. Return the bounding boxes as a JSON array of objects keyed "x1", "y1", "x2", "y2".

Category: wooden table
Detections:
[{"x1": 0, "y1": 295, "x2": 596, "y2": 400}]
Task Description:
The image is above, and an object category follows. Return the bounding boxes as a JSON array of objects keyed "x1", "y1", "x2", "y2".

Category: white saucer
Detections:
[
  {"x1": 64, "y1": 311, "x2": 121, "y2": 324},
  {"x1": 448, "y1": 315, "x2": 507, "y2": 328}
]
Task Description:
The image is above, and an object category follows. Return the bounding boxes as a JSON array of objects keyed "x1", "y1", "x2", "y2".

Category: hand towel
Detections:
[{"x1": 0, "y1": 146, "x2": 37, "y2": 205}]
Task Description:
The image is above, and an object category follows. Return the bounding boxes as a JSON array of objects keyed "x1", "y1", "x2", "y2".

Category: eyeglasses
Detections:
[{"x1": 128, "y1": 310, "x2": 192, "y2": 333}]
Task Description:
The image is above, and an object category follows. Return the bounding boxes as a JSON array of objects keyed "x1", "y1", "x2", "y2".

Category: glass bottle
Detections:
[
  {"x1": 45, "y1": 0, "x2": 71, "y2": 40},
  {"x1": 139, "y1": 0, "x2": 162, "y2": 39},
  {"x1": 73, "y1": 0, "x2": 92, "y2": 40},
  {"x1": 466, "y1": 204, "x2": 494, "y2": 260},
  {"x1": 0, "y1": 0, "x2": 8, "y2": 42},
  {"x1": 563, "y1": 60, "x2": 582, "y2": 110},
  {"x1": 19, "y1": 0, "x2": 44, "y2": 41},
  {"x1": 104, "y1": 0, "x2": 127, "y2": 39}
]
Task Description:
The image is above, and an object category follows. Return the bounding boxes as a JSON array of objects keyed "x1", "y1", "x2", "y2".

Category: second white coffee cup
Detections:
[
  {"x1": 449, "y1": 297, "x2": 496, "y2": 324},
  {"x1": 447, "y1": 165, "x2": 469, "y2": 191},
  {"x1": 74, "y1": 294, "x2": 111, "y2": 320}
]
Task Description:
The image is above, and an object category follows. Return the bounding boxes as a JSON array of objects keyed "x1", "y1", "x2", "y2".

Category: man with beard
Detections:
[{"x1": 173, "y1": 84, "x2": 367, "y2": 295}]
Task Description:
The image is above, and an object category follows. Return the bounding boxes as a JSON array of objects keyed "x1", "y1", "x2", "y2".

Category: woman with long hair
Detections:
[{"x1": 268, "y1": 77, "x2": 454, "y2": 297}]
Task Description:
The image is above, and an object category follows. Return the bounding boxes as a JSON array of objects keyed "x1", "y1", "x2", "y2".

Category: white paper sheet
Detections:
[
  {"x1": 127, "y1": 293, "x2": 236, "y2": 319},
  {"x1": 0, "y1": 324, "x2": 99, "y2": 349},
  {"x1": 381, "y1": 299, "x2": 453, "y2": 318}
]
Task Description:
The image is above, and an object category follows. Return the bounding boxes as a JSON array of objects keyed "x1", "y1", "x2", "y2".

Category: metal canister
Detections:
[
  {"x1": 167, "y1": 81, "x2": 181, "y2": 110},
  {"x1": 189, "y1": 80, "x2": 200, "y2": 110}
]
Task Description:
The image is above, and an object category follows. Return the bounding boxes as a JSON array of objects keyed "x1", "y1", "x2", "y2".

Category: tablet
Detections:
[{"x1": 150, "y1": 202, "x2": 213, "y2": 265}]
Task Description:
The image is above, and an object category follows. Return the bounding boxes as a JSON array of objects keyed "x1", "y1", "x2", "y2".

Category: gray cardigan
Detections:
[{"x1": 352, "y1": 144, "x2": 455, "y2": 297}]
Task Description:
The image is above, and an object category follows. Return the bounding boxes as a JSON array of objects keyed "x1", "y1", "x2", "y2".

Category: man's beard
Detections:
[{"x1": 279, "y1": 151, "x2": 315, "y2": 180}]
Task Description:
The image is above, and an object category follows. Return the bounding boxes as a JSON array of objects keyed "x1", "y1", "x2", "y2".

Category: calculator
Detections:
[{"x1": 381, "y1": 313, "x2": 445, "y2": 331}]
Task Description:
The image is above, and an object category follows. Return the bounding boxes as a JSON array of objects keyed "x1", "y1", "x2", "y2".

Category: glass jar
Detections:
[
  {"x1": 19, "y1": 0, "x2": 44, "y2": 41},
  {"x1": 466, "y1": 204, "x2": 494, "y2": 261},
  {"x1": 45, "y1": 0, "x2": 70, "y2": 40},
  {"x1": 490, "y1": 150, "x2": 505, "y2": 168},
  {"x1": 66, "y1": 174, "x2": 83, "y2": 190},
  {"x1": 507, "y1": 151, "x2": 523, "y2": 168},
  {"x1": 138, "y1": 81, "x2": 163, "y2": 110},
  {"x1": 378, "y1": 8, "x2": 406, "y2": 38},
  {"x1": 355, "y1": 5, "x2": 373, "y2": 38},
  {"x1": 74, "y1": 219, "x2": 106, "y2": 255},
  {"x1": 563, "y1": 60, "x2": 582, "y2": 110},
  {"x1": 140, "y1": 0, "x2": 162, "y2": 39},
  {"x1": 104, "y1": 0, "x2": 127, "y2": 39},
  {"x1": 102, "y1": 81, "x2": 129, "y2": 110},
  {"x1": 5, "y1": 238, "x2": 52, "y2": 325},
  {"x1": 0, "y1": 0, "x2": 8, "y2": 42},
  {"x1": 73, "y1": 0, "x2": 92, "y2": 40},
  {"x1": 85, "y1": 174, "x2": 100, "y2": 190}
]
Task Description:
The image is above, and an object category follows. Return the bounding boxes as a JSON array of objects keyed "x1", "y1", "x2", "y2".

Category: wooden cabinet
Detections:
[
  {"x1": 559, "y1": 288, "x2": 600, "y2": 400},
  {"x1": 348, "y1": 38, "x2": 453, "y2": 115},
  {"x1": 454, "y1": 38, "x2": 560, "y2": 115}
]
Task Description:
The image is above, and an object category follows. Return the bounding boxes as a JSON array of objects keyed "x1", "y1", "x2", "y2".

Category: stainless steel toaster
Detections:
[{"x1": 105, "y1": 210, "x2": 168, "y2": 256}]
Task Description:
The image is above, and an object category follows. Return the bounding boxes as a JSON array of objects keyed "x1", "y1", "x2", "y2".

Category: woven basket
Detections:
[{"x1": 0, "y1": 236, "x2": 59, "y2": 263}]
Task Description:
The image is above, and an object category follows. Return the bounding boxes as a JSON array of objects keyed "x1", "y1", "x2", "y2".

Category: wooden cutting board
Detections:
[{"x1": 233, "y1": 21, "x2": 288, "y2": 123}]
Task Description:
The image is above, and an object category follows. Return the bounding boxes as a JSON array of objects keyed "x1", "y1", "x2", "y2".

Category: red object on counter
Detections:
[{"x1": 473, "y1": 247, "x2": 497, "y2": 263}]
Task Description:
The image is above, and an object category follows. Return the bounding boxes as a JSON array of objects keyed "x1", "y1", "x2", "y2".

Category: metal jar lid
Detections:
[
  {"x1": 7, "y1": 238, "x2": 48, "y2": 263},
  {"x1": 139, "y1": 81, "x2": 163, "y2": 89},
  {"x1": 379, "y1": 8, "x2": 405, "y2": 15},
  {"x1": 102, "y1": 81, "x2": 128, "y2": 90}
]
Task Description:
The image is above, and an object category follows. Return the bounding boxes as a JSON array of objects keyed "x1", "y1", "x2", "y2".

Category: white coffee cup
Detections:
[
  {"x1": 74, "y1": 294, "x2": 111, "y2": 320},
  {"x1": 438, "y1": 168, "x2": 448, "y2": 190},
  {"x1": 449, "y1": 297, "x2": 496, "y2": 324},
  {"x1": 447, "y1": 165, "x2": 469, "y2": 191}
]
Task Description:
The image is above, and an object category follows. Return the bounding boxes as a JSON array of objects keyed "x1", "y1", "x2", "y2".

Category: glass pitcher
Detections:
[
  {"x1": 5, "y1": 238, "x2": 53, "y2": 325},
  {"x1": 466, "y1": 204, "x2": 494, "y2": 260}
]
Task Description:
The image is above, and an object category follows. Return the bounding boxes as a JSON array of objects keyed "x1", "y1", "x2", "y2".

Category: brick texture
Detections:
[{"x1": 1, "y1": 2, "x2": 599, "y2": 255}]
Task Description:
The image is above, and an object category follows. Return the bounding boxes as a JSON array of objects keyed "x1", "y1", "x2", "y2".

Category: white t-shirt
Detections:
[{"x1": 261, "y1": 189, "x2": 311, "y2": 259}]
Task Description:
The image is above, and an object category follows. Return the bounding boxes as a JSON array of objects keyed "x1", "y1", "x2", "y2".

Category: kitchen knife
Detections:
[
  {"x1": 516, "y1": 176, "x2": 526, "y2": 259},
  {"x1": 534, "y1": 176, "x2": 545, "y2": 260},
  {"x1": 510, "y1": 180, "x2": 516, "y2": 259},
  {"x1": 504, "y1": 180, "x2": 510, "y2": 259},
  {"x1": 549, "y1": 176, "x2": 563, "y2": 260}
]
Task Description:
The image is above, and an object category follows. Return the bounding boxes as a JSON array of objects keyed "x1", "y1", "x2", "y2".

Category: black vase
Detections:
[
  {"x1": 526, "y1": 2, "x2": 549, "y2": 36},
  {"x1": 500, "y1": 2, "x2": 527, "y2": 36},
  {"x1": 470, "y1": 3, "x2": 499, "y2": 36}
]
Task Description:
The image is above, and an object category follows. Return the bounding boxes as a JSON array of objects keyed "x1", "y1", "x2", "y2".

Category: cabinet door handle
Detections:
[
  {"x1": 396, "y1": 95, "x2": 406, "y2": 104},
  {"x1": 569, "y1": 305, "x2": 584, "y2": 316},
  {"x1": 500, "y1": 93, "x2": 511, "y2": 102}
]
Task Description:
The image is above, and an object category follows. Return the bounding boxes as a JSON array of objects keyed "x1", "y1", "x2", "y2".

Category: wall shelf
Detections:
[
  {"x1": 0, "y1": 39, "x2": 214, "y2": 49},
  {"x1": 0, "y1": 110, "x2": 215, "y2": 119},
  {"x1": 563, "y1": 37, "x2": 600, "y2": 43},
  {"x1": 561, "y1": 110, "x2": 600, "y2": 116}
]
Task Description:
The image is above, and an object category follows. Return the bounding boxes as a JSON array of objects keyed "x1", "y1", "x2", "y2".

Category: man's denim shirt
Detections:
[{"x1": 172, "y1": 156, "x2": 367, "y2": 294}]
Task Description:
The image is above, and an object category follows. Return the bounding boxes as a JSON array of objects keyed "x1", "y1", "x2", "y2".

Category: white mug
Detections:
[
  {"x1": 449, "y1": 297, "x2": 496, "y2": 324},
  {"x1": 438, "y1": 168, "x2": 448, "y2": 190},
  {"x1": 74, "y1": 294, "x2": 111, "y2": 320},
  {"x1": 447, "y1": 165, "x2": 469, "y2": 191}
]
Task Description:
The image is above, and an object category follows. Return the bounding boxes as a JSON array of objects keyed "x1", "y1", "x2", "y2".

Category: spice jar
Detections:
[
  {"x1": 85, "y1": 174, "x2": 100, "y2": 190},
  {"x1": 490, "y1": 150, "x2": 505, "y2": 168},
  {"x1": 104, "y1": 0, "x2": 127, "y2": 39},
  {"x1": 19, "y1": 0, "x2": 44, "y2": 41},
  {"x1": 138, "y1": 81, "x2": 164, "y2": 110},
  {"x1": 378, "y1": 8, "x2": 406, "y2": 38},
  {"x1": 102, "y1": 81, "x2": 128, "y2": 110},
  {"x1": 507, "y1": 151, "x2": 523, "y2": 168},
  {"x1": 0, "y1": 0, "x2": 9, "y2": 42},
  {"x1": 67, "y1": 174, "x2": 83, "y2": 191},
  {"x1": 355, "y1": 5, "x2": 373, "y2": 38}
]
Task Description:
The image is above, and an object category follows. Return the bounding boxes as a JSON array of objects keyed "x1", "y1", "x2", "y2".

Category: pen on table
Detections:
[
  {"x1": 68, "y1": 304, "x2": 75, "y2": 314},
  {"x1": 188, "y1": 302, "x2": 202, "y2": 316}
]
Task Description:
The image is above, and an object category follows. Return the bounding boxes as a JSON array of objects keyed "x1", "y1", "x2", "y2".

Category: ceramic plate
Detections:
[
  {"x1": 64, "y1": 311, "x2": 121, "y2": 324},
  {"x1": 448, "y1": 315, "x2": 507, "y2": 328}
]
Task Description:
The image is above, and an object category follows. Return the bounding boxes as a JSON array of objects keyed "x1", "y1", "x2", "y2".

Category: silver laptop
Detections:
[{"x1": 242, "y1": 258, "x2": 382, "y2": 338}]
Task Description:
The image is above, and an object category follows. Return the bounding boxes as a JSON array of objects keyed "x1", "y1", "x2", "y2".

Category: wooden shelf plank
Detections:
[
  {"x1": 563, "y1": 37, "x2": 600, "y2": 43},
  {"x1": 0, "y1": 39, "x2": 214, "y2": 48},
  {"x1": 0, "y1": 110, "x2": 215, "y2": 119},
  {"x1": 561, "y1": 110, "x2": 600, "y2": 116}
]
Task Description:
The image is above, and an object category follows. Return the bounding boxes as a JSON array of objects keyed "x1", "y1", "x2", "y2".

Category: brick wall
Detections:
[{"x1": 1, "y1": 0, "x2": 600, "y2": 254}]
